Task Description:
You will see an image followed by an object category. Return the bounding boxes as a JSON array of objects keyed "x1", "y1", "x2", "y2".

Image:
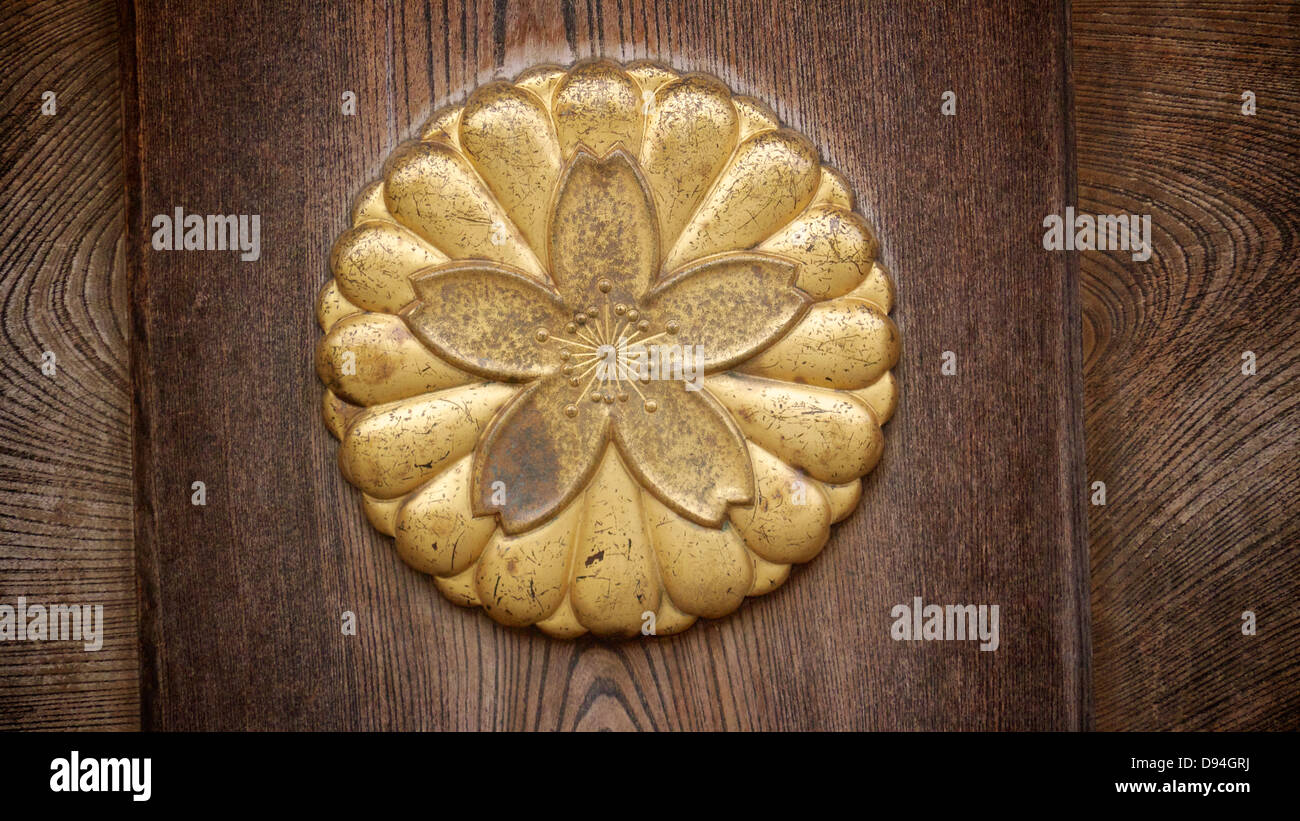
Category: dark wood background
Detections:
[{"x1": 0, "y1": 0, "x2": 1294, "y2": 730}]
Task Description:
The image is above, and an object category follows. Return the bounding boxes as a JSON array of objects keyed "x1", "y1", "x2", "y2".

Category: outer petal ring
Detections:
[{"x1": 316, "y1": 60, "x2": 901, "y2": 638}]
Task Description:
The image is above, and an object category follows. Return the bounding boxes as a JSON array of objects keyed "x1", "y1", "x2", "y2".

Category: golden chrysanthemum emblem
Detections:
[{"x1": 316, "y1": 60, "x2": 900, "y2": 638}]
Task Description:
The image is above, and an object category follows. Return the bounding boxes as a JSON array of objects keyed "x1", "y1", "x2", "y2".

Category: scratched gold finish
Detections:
[{"x1": 316, "y1": 59, "x2": 901, "y2": 638}]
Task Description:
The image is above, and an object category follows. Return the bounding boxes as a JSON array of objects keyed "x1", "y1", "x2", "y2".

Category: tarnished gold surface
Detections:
[{"x1": 316, "y1": 60, "x2": 900, "y2": 638}]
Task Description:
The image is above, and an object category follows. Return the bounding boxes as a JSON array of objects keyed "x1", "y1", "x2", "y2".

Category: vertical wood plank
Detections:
[
  {"x1": 126, "y1": 0, "x2": 1087, "y2": 729},
  {"x1": 1076, "y1": 0, "x2": 1300, "y2": 730},
  {"x1": 0, "y1": 0, "x2": 137, "y2": 730}
]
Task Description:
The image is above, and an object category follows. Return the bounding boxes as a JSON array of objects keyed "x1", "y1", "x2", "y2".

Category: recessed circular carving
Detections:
[{"x1": 316, "y1": 59, "x2": 900, "y2": 638}]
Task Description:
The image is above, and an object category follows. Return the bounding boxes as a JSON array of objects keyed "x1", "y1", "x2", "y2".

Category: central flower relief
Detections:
[
  {"x1": 316, "y1": 60, "x2": 900, "y2": 638},
  {"x1": 405, "y1": 147, "x2": 812, "y2": 537}
]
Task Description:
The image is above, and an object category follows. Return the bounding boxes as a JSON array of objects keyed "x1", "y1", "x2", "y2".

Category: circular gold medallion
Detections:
[{"x1": 316, "y1": 60, "x2": 900, "y2": 638}]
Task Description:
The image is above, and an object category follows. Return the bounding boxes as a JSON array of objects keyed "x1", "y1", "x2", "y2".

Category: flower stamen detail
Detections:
[{"x1": 531, "y1": 287, "x2": 699, "y2": 414}]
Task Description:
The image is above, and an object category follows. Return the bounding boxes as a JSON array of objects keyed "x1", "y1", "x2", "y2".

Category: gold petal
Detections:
[
  {"x1": 362, "y1": 493, "x2": 403, "y2": 536},
  {"x1": 548, "y1": 147, "x2": 658, "y2": 306},
  {"x1": 394, "y1": 456, "x2": 497, "y2": 576},
  {"x1": 316, "y1": 312, "x2": 472, "y2": 406},
  {"x1": 570, "y1": 450, "x2": 661, "y2": 637},
  {"x1": 419, "y1": 104, "x2": 461, "y2": 146},
  {"x1": 612, "y1": 378, "x2": 753, "y2": 527},
  {"x1": 474, "y1": 497, "x2": 583, "y2": 627},
  {"x1": 404, "y1": 262, "x2": 570, "y2": 381},
  {"x1": 733, "y1": 95, "x2": 780, "y2": 140},
  {"x1": 758, "y1": 205, "x2": 880, "y2": 299},
  {"x1": 316, "y1": 278, "x2": 360, "y2": 332},
  {"x1": 844, "y1": 259, "x2": 895, "y2": 313},
  {"x1": 552, "y1": 59, "x2": 643, "y2": 157},
  {"x1": 472, "y1": 375, "x2": 611, "y2": 534},
  {"x1": 339, "y1": 382, "x2": 516, "y2": 499},
  {"x1": 819, "y1": 479, "x2": 862, "y2": 523},
  {"x1": 853, "y1": 370, "x2": 899, "y2": 424},
  {"x1": 459, "y1": 82, "x2": 563, "y2": 258},
  {"x1": 641, "y1": 252, "x2": 809, "y2": 369},
  {"x1": 535, "y1": 595, "x2": 587, "y2": 638},
  {"x1": 514, "y1": 64, "x2": 565, "y2": 105},
  {"x1": 664, "y1": 129, "x2": 820, "y2": 270},
  {"x1": 643, "y1": 493, "x2": 752, "y2": 618},
  {"x1": 706, "y1": 373, "x2": 882, "y2": 484},
  {"x1": 738, "y1": 297, "x2": 900, "y2": 390},
  {"x1": 382, "y1": 140, "x2": 545, "y2": 278},
  {"x1": 434, "y1": 565, "x2": 481, "y2": 607},
  {"x1": 728, "y1": 442, "x2": 832, "y2": 564},
  {"x1": 810, "y1": 166, "x2": 854, "y2": 210},
  {"x1": 625, "y1": 60, "x2": 678, "y2": 95},
  {"x1": 652, "y1": 594, "x2": 697, "y2": 636},
  {"x1": 748, "y1": 554, "x2": 792, "y2": 596},
  {"x1": 330, "y1": 220, "x2": 445, "y2": 314},
  {"x1": 350, "y1": 180, "x2": 392, "y2": 225},
  {"x1": 639, "y1": 74, "x2": 738, "y2": 256},
  {"x1": 321, "y1": 389, "x2": 361, "y2": 441}
]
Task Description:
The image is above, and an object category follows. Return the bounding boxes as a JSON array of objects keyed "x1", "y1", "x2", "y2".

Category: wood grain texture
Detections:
[
  {"x1": 0, "y1": 0, "x2": 137, "y2": 729},
  {"x1": 1076, "y1": 1, "x2": 1300, "y2": 730},
  {"x1": 124, "y1": 0, "x2": 1087, "y2": 730}
]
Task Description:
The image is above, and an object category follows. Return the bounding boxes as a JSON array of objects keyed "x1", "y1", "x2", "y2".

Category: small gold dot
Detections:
[
  {"x1": 643, "y1": 399, "x2": 658, "y2": 413},
  {"x1": 534, "y1": 328, "x2": 550, "y2": 343},
  {"x1": 559, "y1": 349, "x2": 571, "y2": 360},
  {"x1": 597, "y1": 278, "x2": 612, "y2": 293},
  {"x1": 626, "y1": 309, "x2": 640, "y2": 322},
  {"x1": 590, "y1": 392, "x2": 602, "y2": 403},
  {"x1": 564, "y1": 404, "x2": 578, "y2": 417},
  {"x1": 614, "y1": 304, "x2": 627, "y2": 316},
  {"x1": 568, "y1": 376, "x2": 580, "y2": 386},
  {"x1": 666, "y1": 320, "x2": 680, "y2": 335},
  {"x1": 562, "y1": 364, "x2": 575, "y2": 376},
  {"x1": 637, "y1": 319, "x2": 650, "y2": 332},
  {"x1": 602, "y1": 392, "x2": 614, "y2": 404},
  {"x1": 565, "y1": 322, "x2": 577, "y2": 333},
  {"x1": 575, "y1": 313, "x2": 587, "y2": 325},
  {"x1": 617, "y1": 392, "x2": 629, "y2": 402}
]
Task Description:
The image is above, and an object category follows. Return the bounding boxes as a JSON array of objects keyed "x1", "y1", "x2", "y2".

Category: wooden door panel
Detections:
[
  {"x1": 6, "y1": 0, "x2": 1293, "y2": 734},
  {"x1": 122, "y1": 0, "x2": 1086, "y2": 730}
]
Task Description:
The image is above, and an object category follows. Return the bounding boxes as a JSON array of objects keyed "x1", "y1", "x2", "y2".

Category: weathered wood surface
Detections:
[
  {"x1": 12, "y1": 0, "x2": 1295, "y2": 734},
  {"x1": 1076, "y1": 0, "x2": 1300, "y2": 730},
  {"x1": 0, "y1": 0, "x2": 137, "y2": 729},
  {"x1": 124, "y1": 0, "x2": 1087, "y2": 730}
]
